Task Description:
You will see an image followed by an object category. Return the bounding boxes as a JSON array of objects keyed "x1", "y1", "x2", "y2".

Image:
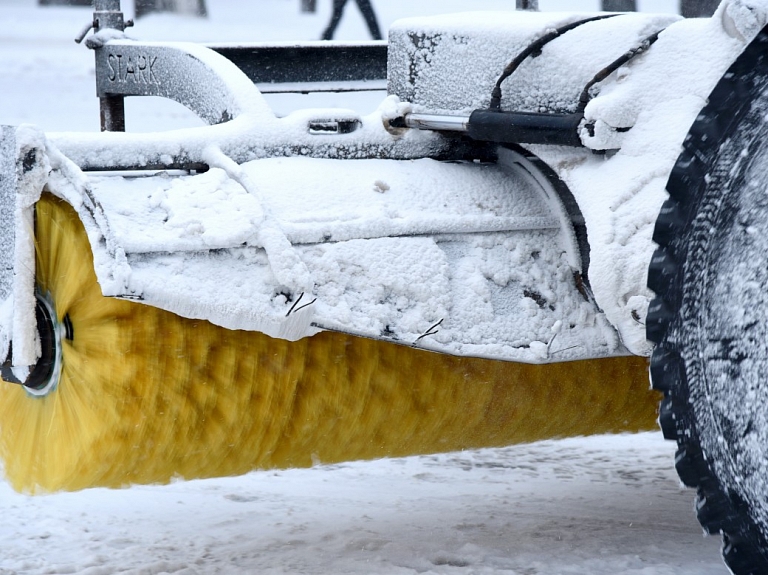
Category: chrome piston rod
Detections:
[{"x1": 402, "y1": 111, "x2": 584, "y2": 148}]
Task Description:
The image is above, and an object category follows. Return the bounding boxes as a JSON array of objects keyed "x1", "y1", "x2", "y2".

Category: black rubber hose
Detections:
[
  {"x1": 489, "y1": 15, "x2": 618, "y2": 111},
  {"x1": 577, "y1": 29, "x2": 663, "y2": 113}
]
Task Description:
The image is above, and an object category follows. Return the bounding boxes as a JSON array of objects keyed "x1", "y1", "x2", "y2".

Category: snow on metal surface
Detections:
[
  {"x1": 47, "y1": 97, "x2": 448, "y2": 170},
  {"x1": 388, "y1": 11, "x2": 679, "y2": 115},
  {"x1": 532, "y1": 0, "x2": 766, "y2": 355},
  {"x1": 89, "y1": 158, "x2": 557, "y2": 253},
  {"x1": 79, "y1": 155, "x2": 615, "y2": 361},
  {"x1": 0, "y1": 127, "x2": 15, "y2": 365},
  {"x1": 384, "y1": 4, "x2": 766, "y2": 356},
  {"x1": 7, "y1": 126, "x2": 49, "y2": 372},
  {"x1": 0, "y1": 128, "x2": 15, "y2": 306},
  {"x1": 17, "y1": 0, "x2": 768, "y2": 361}
]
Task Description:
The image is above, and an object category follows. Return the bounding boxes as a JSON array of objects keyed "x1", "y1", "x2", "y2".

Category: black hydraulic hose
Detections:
[
  {"x1": 405, "y1": 22, "x2": 667, "y2": 149},
  {"x1": 489, "y1": 14, "x2": 618, "y2": 111},
  {"x1": 577, "y1": 28, "x2": 664, "y2": 113}
]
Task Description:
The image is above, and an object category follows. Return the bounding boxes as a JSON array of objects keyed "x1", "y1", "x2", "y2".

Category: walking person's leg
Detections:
[
  {"x1": 354, "y1": 0, "x2": 382, "y2": 40},
  {"x1": 321, "y1": 0, "x2": 348, "y2": 40}
]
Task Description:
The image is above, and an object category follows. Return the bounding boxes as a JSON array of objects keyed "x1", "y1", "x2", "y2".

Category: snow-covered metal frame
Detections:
[
  {"x1": 0, "y1": 128, "x2": 15, "y2": 307},
  {"x1": 5, "y1": 0, "x2": 768, "y2": 378},
  {"x1": 35, "y1": 21, "x2": 608, "y2": 363},
  {"x1": 0, "y1": 126, "x2": 50, "y2": 376},
  {"x1": 94, "y1": 41, "x2": 264, "y2": 126},
  {"x1": 385, "y1": 5, "x2": 768, "y2": 355},
  {"x1": 44, "y1": 10, "x2": 610, "y2": 365}
]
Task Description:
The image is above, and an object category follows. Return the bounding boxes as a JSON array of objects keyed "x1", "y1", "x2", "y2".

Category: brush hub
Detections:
[{"x1": 0, "y1": 293, "x2": 63, "y2": 396}]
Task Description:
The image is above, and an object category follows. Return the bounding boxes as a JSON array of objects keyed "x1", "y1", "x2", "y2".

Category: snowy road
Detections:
[
  {"x1": 0, "y1": 434, "x2": 723, "y2": 575},
  {"x1": 0, "y1": 1, "x2": 729, "y2": 573}
]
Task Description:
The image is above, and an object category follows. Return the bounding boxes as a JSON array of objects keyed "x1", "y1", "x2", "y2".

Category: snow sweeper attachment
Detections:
[{"x1": 2, "y1": 0, "x2": 768, "y2": 571}]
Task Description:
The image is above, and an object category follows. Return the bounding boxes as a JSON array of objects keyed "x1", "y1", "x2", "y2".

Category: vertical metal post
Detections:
[
  {"x1": 602, "y1": 0, "x2": 636, "y2": 11},
  {"x1": 94, "y1": 0, "x2": 128, "y2": 131},
  {"x1": 301, "y1": 0, "x2": 317, "y2": 13},
  {"x1": 94, "y1": 0, "x2": 127, "y2": 34},
  {"x1": 516, "y1": 0, "x2": 539, "y2": 9},
  {"x1": 680, "y1": 0, "x2": 719, "y2": 17},
  {"x1": 100, "y1": 96, "x2": 126, "y2": 132}
]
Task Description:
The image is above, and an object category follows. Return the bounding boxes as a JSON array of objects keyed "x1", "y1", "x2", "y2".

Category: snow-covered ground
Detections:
[
  {"x1": 0, "y1": 434, "x2": 723, "y2": 575},
  {"x1": 0, "y1": 1, "x2": 728, "y2": 574}
]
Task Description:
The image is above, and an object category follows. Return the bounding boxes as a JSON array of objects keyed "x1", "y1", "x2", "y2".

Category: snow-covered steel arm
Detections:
[
  {"x1": 92, "y1": 39, "x2": 273, "y2": 125},
  {"x1": 0, "y1": 127, "x2": 15, "y2": 366},
  {"x1": 0, "y1": 126, "x2": 50, "y2": 375}
]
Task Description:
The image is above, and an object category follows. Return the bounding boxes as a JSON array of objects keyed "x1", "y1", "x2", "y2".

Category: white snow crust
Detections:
[
  {"x1": 6, "y1": 125, "x2": 49, "y2": 372},
  {"x1": 6, "y1": 0, "x2": 765, "y2": 362}
]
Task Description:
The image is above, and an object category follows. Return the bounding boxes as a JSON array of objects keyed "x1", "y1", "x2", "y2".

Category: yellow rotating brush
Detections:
[{"x1": 0, "y1": 194, "x2": 659, "y2": 493}]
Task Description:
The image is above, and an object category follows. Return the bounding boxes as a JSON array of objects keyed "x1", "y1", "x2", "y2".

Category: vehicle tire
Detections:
[{"x1": 647, "y1": 25, "x2": 768, "y2": 575}]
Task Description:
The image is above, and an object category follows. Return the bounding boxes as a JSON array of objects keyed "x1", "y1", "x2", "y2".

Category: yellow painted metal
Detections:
[{"x1": 0, "y1": 194, "x2": 659, "y2": 493}]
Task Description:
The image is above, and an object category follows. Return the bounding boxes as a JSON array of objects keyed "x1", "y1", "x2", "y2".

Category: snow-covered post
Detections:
[
  {"x1": 301, "y1": 0, "x2": 316, "y2": 13},
  {"x1": 93, "y1": 0, "x2": 130, "y2": 132}
]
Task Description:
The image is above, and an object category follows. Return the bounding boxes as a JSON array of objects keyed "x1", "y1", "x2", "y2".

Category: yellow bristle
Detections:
[{"x1": 0, "y1": 194, "x2": 659, "y2": 493}]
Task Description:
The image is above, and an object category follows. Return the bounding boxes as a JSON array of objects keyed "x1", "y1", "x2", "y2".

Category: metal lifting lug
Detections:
[
  {"x1": 75, "y1": 0, "x2": 135, "y2": 44},
  {"x1": 74, "y1": 20, "x2": 96, "y2": 44}
]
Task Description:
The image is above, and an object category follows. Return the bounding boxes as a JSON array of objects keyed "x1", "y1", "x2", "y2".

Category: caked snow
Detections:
[{"x1": 82, "y1": 154, "x2": 617, "y2": 360}]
